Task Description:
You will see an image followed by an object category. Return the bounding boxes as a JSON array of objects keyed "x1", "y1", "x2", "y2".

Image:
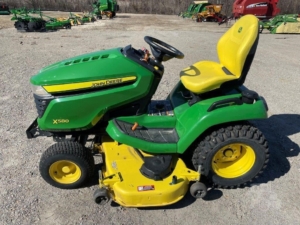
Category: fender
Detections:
[{"x1": 173, "y1": 87, "x2": 268, "y2": 154}]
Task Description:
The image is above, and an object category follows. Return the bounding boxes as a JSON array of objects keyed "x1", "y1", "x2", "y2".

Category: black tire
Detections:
[
  {"x1": 192, "y1": 123, "x2": 269, "y2": 188},
  {"x1": 190, "y1": 182, "x2": 207, "y2": 198},
  {"x1": 27, "y1": 21, "x2": 37, "y2": 32},
  {"x1": 65, "y1": 23, "x2": 71, "y2": 29},
  {"x1": 39, "y1": 142, "x2": 95, "y2": 189},
  {"x1": 93, "y1": 188, "x2": 110, "y2": 205},
  {"x1": 35, "y1": 21, "x2": 43, "y2": 30},
  {"x1": 15, "y1": 21, "x2": 26, "y2": 30}
]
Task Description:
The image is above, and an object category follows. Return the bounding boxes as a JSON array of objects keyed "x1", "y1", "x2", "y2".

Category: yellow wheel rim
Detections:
[
  {"x1": 212, "y1": 143, "x2": 255, "y2": 178},
  {"x1": 49, "y1": 160, "x2": 81, "y2": 184}
]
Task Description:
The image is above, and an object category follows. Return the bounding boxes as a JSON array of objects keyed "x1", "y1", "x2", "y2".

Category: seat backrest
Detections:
[{"x1": 217, "y1": 15, "x2": 259, "y2": 86}]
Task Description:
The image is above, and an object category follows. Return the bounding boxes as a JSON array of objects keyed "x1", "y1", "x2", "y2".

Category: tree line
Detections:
[{"x1": 5, "y1": 0, "x2": 300, "y2": 16}]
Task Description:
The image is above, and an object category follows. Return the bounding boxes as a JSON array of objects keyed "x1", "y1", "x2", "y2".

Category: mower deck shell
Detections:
[{"x1": 99, "y1": 137, "x2": 200, "y2": 207}]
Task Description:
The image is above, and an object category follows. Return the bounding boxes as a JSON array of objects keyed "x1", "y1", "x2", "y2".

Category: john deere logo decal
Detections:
[
  {"x1": 91, "y1": 78, "x2": 122, "y2": 88},
  {"x1": 43, "y1": 76, "x2": 136, "y2": 93},
  {"x1": 238, "y1": 27, "x2": 243, "y2": 33}
]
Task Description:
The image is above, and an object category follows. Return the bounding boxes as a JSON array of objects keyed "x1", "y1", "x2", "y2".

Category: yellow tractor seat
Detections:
[{"x1": 180, "y1": 15, "x2": 259, "y2": 95}]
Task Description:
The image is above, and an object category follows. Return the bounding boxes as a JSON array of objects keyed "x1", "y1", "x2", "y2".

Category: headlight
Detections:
[
  {"x1": 31, "y1": 85, "x2": 54, "y2": 118},
  {"x1": 31, "y1": 85, "x2": 52, "y2": 97}
]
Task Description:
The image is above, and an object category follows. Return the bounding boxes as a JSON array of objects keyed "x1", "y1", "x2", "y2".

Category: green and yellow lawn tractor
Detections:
[{"x1": 27, "y1": 15, "x2": 269, "y2": 207}]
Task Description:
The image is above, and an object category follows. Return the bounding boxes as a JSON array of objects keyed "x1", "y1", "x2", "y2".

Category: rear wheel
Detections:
[
  {"x1": 192, "y1": 123, "x2": 269, "y2": 188},
  {"x1": 39, "y1": 142, "x2": 94, "y2": 189}
]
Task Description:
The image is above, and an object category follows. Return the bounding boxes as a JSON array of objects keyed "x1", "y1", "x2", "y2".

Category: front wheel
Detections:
[
  {"x1": 39, "y1": 142, "x2": 95, "y2": 189},
  {"x1": 192, "y1": 123, "x2": 269, "y2": 188},
  {"x1": 190, "y1": 182, "x2": 207, "y2": 198},
  {"x1": 93, "y1": 188, "x2": 110, "y2": 205}
]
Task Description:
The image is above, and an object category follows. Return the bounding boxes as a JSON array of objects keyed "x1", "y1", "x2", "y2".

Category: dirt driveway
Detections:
[{"x1": 0, "y1": 13, "x2": 300, "y2": 225}]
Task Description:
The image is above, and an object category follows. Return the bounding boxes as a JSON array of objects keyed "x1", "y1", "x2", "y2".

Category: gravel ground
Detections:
[{"x1": 1, "y1": 13, "x2": 300, "y2": 225}]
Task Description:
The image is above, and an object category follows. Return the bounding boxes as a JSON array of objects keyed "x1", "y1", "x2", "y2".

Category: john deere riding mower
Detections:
[{"x1": 27, "y1": 15, "x2": 269, "y2": 207}]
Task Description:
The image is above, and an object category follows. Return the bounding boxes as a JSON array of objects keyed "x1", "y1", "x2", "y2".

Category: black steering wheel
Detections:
[{"x1": 144, "y1": 36, "x2": 184, "y2": 62}]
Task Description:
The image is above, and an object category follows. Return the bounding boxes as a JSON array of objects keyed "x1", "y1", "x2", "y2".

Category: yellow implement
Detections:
[{"x1": 95, "y1": 137, "x2": 201, "y2": 207}]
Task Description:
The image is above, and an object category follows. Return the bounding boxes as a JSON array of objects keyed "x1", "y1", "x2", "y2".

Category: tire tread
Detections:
[{"x1": 192, "y1": 123, "x2": 269, "y2": 188}]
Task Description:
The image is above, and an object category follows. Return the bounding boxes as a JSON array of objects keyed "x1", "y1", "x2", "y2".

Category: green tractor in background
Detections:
[
  {"x1": 92, "y1": 0, "x2": 119, "y2": 19},
  {"x1": 179, "y1": 1, "x2": 211, "y2": 18},
  {"x1": 0, "y1": 2, "x2": 10, "y2": 15},
  {"x1": 259, "y1": 14, "x2": 300, "y2": 34}
]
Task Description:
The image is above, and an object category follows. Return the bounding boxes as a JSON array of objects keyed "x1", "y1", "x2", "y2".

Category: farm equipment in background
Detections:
[
  {"x1": 92, "y1": 0, "x2": 119, "y2": 19},
  {"x1": 11, "y1": 8, "x2": 73, "y2": 32},
  {"x1": 193, "y1": 4, "x2": 227, "y2": 23},
  {"x1": 233, "y1": 0, "x2": 280, "y2": 19},
  {"x1": 42, "y1": 14, "x2": 72, "y2": 31},
  {"x1": 78, "y1": 12, "x2": 97, "y2": 23},
  {"x1": 11, "y1": 8, "x2": 46, "y2": 32},
  {"x1": 0, "y1": 2, "x2": 10, "y2": 15},
  {"x1": 259, "y1": 14, "x2": 300, "y2": 34},
  {"x1": 68, "y1": 12, "x2": 96, "y2": 25},
  {"x1": 69, "y1": 12, "x2": 84, "y2": 26},
  {"x1": 179, "y1": 1, "x2": 211, "y2": 18}
]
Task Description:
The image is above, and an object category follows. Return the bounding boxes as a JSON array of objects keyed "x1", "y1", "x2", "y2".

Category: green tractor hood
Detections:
[{"x1": 30, "y1": 47, "x2": 141, "y2": 89}]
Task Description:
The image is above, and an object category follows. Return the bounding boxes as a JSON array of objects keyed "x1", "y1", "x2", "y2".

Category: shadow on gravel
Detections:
[
  {"x1": 135, "y1": 192, "x2": 195, "y2": 210},
  {"x1": 135, "y1": 188, "x2": 223, "y2": 210},
  {"x1": 84, "y1": 162, "x2": 103, "y2": 188},
  {"x1": 251, "y1": 114, "x2": 300, "y2": 185},
  {"x1": 115, "y1": 15, "x2": 131, "y2": 18}
]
